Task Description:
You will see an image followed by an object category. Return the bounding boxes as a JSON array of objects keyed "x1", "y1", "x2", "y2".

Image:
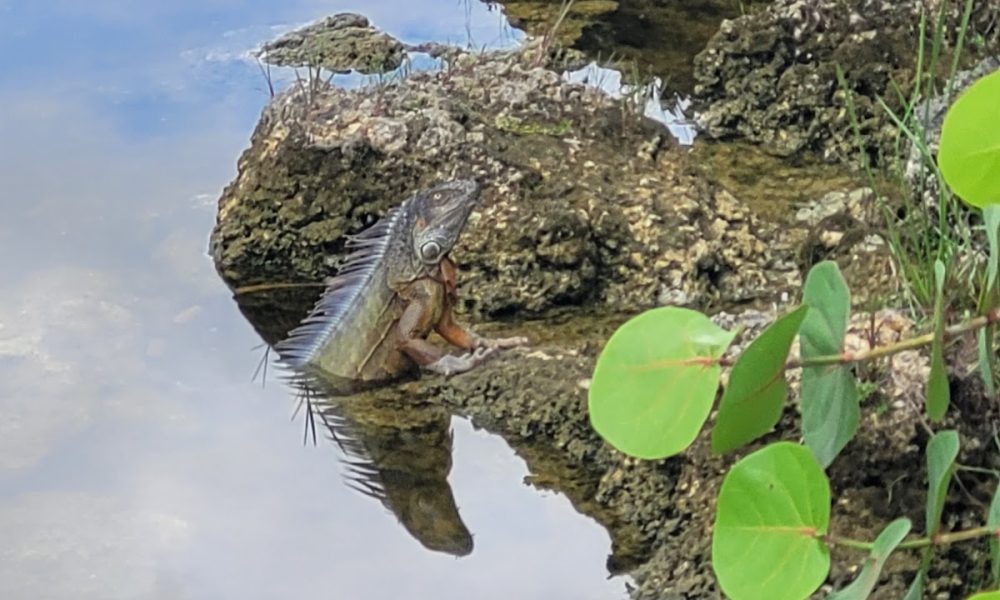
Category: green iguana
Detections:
[{"x1": 276, "y1": 179, "x2": 525, "y2": 392}]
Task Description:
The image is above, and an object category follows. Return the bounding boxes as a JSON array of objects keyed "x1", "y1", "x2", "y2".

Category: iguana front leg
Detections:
[
  {"x1": 396, "y1": 294, "x2": 497, "y2": 376},
  {"x1": 436, "y1": 257, "x2": 528, "y2": 351},
  {"x1": 435, "y1": 308, "x2": 528, "y2": 351}
]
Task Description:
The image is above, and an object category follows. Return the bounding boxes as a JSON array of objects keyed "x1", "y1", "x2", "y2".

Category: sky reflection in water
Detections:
[{"x1": 0, "y1": 1, "x2": 625, "y2": 598}]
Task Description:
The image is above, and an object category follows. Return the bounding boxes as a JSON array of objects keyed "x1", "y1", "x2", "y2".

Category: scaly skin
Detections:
[{"x1": 277, "y1": 179, "x2": 526, "y2": 393}]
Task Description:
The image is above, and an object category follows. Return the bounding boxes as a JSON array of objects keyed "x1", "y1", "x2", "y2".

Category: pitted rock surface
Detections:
[
  {"x1": 211, "y1": 42, "x2": 816, "y2": 319},
  {"x1": 211, "y1": 18, "x2": 985, "y2": 600},
  {"x1": 693, "y1": 0, "x2": 1000, "y2": 162},
  {"x1": 260, "y1": 13, "x2": 406, "y2": 74}
]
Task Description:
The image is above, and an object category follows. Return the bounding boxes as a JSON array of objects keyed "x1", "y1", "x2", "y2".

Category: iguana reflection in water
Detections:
[
  {"x1": 296, "y1": 376, "x2": 475, "y2": 557},
  {"x1": 230, "y1": 179, "x2": 536, "y2": 557},
  {"x1": 239, "y1": 299, "x2": 477, "y2": 557},
  {"x1": 236, "y1": 284, "x2": 476, "y2": 557}
]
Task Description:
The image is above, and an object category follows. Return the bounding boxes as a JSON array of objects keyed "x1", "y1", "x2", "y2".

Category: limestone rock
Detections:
[
  {"x1": 693, "y1": 0, "x2": 1000, "y2": 162},
  {"x1": 260, "y1": 13, "x2": 405, "y2": 74},
  {"x1": 211, "y1": 43, "x2": 807, "y2": 318}
]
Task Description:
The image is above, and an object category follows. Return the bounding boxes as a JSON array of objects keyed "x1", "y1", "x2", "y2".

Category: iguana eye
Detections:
[{"x1": 419, "y1": 241, "x2": 442, "y2": 262}]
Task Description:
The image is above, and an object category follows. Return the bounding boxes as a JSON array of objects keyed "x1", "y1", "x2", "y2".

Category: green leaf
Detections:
[
  {"x1": 827, "y1": 518, "x2": 912, "y2": 600},
  {"x1": 799, "y1": 261, "x2": 858, "y2": 467},
  {"x1": 712, "y1": 442, "x2": 831, "y2": 600},
  {"x1": 978, "y1": 206, "x2": 1000, "y2": 398},
  {"x1": 800, "y1": 261, "x2": 851, "y2": 356},
  {"x1": 978, "y1": 327, "x2": 996, "y2": 399},
  {"x1": 938, "y1": 70, "x2": 1000, "y2": 208},
  {"x1": 983, "y1": 206, "x2": 1000, "y2": 290},
  {"x1": 902, "y1": 431, "x2": 959, "y2": 600},
  {"x1": 926, "y1": 430, "x2": 960, "y2": 536},
  {"x1": 969, "y1": 592, "x2": 1000, "y2": 599},
  {"x1": 588, "y1": 307, "x2": 736, "y2": 459},
  {"x1": 903, "y1": 571, "x2": 924, "y2": 600},
  {"x1": 927, "y1": 260, "x2": 950, "y2": 420},
  {"x1": 801, "y1": 365, "x2": 860, "y2": 468},
  {"x1": 712, "y1": 306, "x2": 809, "y2": 454},
  {"x1": 988, "y1": 482, "x2": 1000, "y2": 586}
]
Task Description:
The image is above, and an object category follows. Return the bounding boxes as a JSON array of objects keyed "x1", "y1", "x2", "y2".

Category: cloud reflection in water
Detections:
[{"x1": 0, "y1": 1, "x2": 625, "y2": 598}]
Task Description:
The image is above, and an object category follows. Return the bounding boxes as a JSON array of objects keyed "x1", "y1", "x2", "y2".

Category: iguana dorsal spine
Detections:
[
  {"x1": 275, "y1": 203, "x2": 405, "y2": 369},
  {"x1": 275, "y1": 179, "x2": 506, "y2": 391}
]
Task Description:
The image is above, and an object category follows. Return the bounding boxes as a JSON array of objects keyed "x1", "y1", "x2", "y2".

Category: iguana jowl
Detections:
[{"x1": 276, "y1": 179, "x2": 525, "y2": 392}]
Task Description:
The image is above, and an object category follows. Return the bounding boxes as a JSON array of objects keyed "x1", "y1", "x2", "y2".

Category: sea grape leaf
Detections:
[
  {"x1": 712, "y1": 305, "x2": 809, "y2": 454},
  {"x1": 713, "y1": 442, "x2": 831, "y2": 600},
  {"x1": 926, "y1": 430, "x2": 960, "y2": 536},
  {"x1": 984, "y1": 206, "x2": 1000, "y2": 291},
  {"x1": 908, "y1": 456, "x2": 949, "y2": 600},
  {"x1": 927, "y1": 260, "x2": 950, "y2": 420},
  {"x1": 827, "y1": 518, "x2": 912, "y2": 600},
  {"x1": 588, "y1": 307, "x2": 735, "y2": 459},
  {"x1": 799, "y1": 261, "x2": 858, "y2": 467},
  {"x1": 800, "y1": 261, "x2": 850, "y2": 357},
  {"x1": 801, "y1": 365, "x2": 859, "y2": 469},
  {"x1": 938, "y1": 70, "x2": 1000, "y2": 208}
]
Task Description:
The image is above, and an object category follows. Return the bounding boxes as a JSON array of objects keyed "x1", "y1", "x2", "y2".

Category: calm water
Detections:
[{"x1": 0, "y1": 2, "x2": 626, "y2": 598}]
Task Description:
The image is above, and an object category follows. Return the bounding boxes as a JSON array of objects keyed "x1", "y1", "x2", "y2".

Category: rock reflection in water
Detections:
[{"x1": 233, "y1": 287, "x2": 473, "y2": 557}]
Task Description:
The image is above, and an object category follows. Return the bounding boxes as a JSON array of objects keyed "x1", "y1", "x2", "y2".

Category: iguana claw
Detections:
[{"x1": 426, "y1": 346, "x2": 497, "y2": 376}]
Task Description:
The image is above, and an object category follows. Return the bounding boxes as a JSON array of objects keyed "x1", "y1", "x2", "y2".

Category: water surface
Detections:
[{"x1": 0, "y1": 2, "x2": 626, "y2": 598}]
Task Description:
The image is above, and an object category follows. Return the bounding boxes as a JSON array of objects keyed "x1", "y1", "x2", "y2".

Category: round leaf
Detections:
[
  {"x1": 589, "y1": 307, "x2": 735, "y2": 459},
  {"x1": 938, "y1": 69, "x2": 1000, "y2": 207},
  {"x1": 713, "y1": 442, "x2": 831, "y2": 600}
]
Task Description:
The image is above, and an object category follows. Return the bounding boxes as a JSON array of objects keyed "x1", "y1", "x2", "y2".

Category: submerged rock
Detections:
[{"x1": 259, "y1": 14, "x2": 405, "y2": 74}]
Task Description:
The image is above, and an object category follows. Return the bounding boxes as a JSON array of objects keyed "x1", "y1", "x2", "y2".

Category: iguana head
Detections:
[{"x1": 410, "y1": 179, "x2": 480, "y2": 266}]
